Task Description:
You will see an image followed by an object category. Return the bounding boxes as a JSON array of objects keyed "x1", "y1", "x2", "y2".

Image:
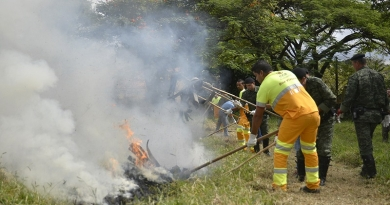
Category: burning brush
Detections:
[{"x1": 102, "y1": 121, "x2": 189, "y2": 205}]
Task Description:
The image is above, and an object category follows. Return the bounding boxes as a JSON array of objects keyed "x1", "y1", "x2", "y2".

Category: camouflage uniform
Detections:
[
  {"x1": 296, "y1": 76, "x2": 336, "y2": 185},
  {"x1": 381, "y1": 95, "x2": 390, "y2": 143},
  {"x1": 340, "y1": 66, "x2": 389, "y2": 178},
  {"x1": 241, "y1": 86, "x2": 270, "y2": 153}
]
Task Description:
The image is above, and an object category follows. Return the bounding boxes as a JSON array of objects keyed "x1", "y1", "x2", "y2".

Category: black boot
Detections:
[
  {"x1": 360, "y1": 155, "x2": 377, "y2": 179},
  {"x1": 319, "y1": 156, "x2": 331, "y2": 186},
  {"x1": 297, "y1": 158, "x2": 306, "y2": 182}
]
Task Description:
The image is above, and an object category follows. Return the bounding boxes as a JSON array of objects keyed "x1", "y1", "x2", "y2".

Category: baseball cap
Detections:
[
  {"x1": 291, "y1": 68, "x2": 309, "y2": 79},
  {"x1": 244, "y1": 77, "x2": 255, "y2": 84},
  {"x1": 350, "y1": 53, "x2": 365, "y2": 61}
]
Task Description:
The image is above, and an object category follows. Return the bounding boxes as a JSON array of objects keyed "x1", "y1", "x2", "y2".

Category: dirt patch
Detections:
[{"x1": 248, "y1": 147, "x2": 390, "y2": 205}]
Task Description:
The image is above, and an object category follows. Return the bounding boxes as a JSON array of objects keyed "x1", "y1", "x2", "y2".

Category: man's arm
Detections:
[
  {"x1": 251, "y1": 106, "x2": 265, "y2": 135},
  {"x1": 340, "y1": 75, "x2": 358, "y2": 112},
  {"x1": 316, "y1": 79, "x2": 337, "y2": 113}
]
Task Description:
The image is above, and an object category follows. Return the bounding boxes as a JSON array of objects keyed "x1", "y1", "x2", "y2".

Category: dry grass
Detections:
[{"x1": 133, "y1": 116, "x2": 390, "y2": 205}]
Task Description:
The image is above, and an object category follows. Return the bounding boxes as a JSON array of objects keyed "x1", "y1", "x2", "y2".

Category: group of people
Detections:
[{"x1": 214, "y1": 53, "x2": 388, "y2": 193}]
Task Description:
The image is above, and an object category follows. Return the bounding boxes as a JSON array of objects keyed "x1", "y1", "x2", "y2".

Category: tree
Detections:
[{"x1": 199, "y1": 0, "x2": 390, "y2": 77}]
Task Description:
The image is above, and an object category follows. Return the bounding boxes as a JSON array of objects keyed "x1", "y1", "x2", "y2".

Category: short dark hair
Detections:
[
  {"x1": 251, "y1": 60, "x2": 273, "y2": 74},
  {"x1": 237, "y1": 79, "x2": 244, "y2": 83}
]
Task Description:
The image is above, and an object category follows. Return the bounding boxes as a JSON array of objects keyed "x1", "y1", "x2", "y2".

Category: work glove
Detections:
[
  {"x1": 247, "y1": 133, "x2": 257, "y2": 147},
  {"x1": 249, "y1": 110, "x2": 256, "y2": 115},
  {"x1": 224, "y1": 109, "x2": 233, "y2": 115},
  {"x1": 233, "y1": 100, "x2": 242, "y2": 108},
  {"x1": 383, "y1": 115, "x2": 390, "y2": 127},
  {"x1": 274, "y1": 135, "x2": 278, "y2": 143}
]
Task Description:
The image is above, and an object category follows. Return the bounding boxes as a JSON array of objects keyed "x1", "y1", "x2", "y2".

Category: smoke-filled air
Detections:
[{"x1": 0, "y1": 0, "x2": 212, "y2": 203}]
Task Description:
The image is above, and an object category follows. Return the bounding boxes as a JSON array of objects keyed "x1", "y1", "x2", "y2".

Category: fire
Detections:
[{"x1": 120, "y1": 120, "x2": 149, "y2": 167}]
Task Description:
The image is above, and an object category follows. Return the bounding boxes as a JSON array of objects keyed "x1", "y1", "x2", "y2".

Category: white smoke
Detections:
[{"x1": 0, "y1": 0, "x2": 211, "y2": 203}]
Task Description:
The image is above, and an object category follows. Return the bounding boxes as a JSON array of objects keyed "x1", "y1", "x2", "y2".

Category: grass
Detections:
[
  {"x1": 1, "y1": 117, "x2": 390, "y2": 204},
  {"x1": 0, "y1": 169, "x2": 70, "y2": 205}
]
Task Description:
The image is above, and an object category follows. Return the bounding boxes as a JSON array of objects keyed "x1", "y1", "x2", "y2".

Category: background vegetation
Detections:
[
  {"x1": 93, "y1": 0, "x2": 390, "y2": 93},
  {"x1": 2, "y1": 0, "x2": 390, "y2": 204}
]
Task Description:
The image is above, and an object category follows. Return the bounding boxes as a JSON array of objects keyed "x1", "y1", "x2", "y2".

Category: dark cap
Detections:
[
  {"x1": 244, "y1": 77, "x2": 255, "y2": 84},
  {"x1": 350, "y1": 53, "x2": 365, "y2": 61},
  {"x1": 291, "y1": 68, "x2": 309, "y2": 79}
]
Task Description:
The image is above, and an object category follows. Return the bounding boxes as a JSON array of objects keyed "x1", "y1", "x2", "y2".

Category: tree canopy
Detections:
[{"x1": 199, "y1": 0, "x2": 390, "y2": 77}]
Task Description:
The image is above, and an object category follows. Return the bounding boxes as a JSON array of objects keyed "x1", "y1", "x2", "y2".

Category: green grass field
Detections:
[{"x1": 1, "y1": 117, "x2": 389, "y2": 204}]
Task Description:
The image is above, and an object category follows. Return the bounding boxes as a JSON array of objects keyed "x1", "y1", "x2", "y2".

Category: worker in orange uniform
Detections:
[
  {"x1": 236, "y1": 79, "x2": 249, "y2": 145},
  {"x1": 247, "y1": 60, "x2": 320, "y2": 193}
]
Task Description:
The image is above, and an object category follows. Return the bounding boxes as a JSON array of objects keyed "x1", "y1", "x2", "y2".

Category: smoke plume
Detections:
[{"x1": 0, "y1": 0, "x2": 211, "y2": 202}]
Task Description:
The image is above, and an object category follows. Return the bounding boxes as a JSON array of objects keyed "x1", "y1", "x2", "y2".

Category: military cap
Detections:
[
  {"x1": 350, "y1": 53, "x2": 365, "y2": 61},
  {"x1": 244, "y1": 77, "x2": 255, "y2": 84},
  {"x1": 291, "y1": 67, "x2": 309, "y2": 79}
]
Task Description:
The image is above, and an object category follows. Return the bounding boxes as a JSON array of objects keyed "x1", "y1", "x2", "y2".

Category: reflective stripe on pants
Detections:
[{"x1": 273, "y1": 112, "x2": 320, "y2": 190}]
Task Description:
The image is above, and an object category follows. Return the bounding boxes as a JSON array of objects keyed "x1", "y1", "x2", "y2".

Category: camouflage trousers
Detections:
[
  {"x1": 354, "y1": 122, "x2": 378, "y2": 156},
  {"x1": 297, "y1": 117, "x2": 334, "y2": 159}
]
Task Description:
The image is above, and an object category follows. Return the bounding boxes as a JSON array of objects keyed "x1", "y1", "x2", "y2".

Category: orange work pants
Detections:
[{"x1": 273, "y1": 112, "x2": 320, "y2": 191}]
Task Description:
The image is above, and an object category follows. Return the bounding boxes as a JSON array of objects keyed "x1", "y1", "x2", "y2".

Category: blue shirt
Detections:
[{"x1": 221, "y1": 100, "x2": 235, "y2": 111}]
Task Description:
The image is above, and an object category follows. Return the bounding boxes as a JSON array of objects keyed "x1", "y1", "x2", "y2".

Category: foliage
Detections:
[
  {"x1": 322, "y1": 56, "x2": 390, "y2": 103},
  {"x1": 198, "y1": 0, "x2": 390, "y2": 77}
]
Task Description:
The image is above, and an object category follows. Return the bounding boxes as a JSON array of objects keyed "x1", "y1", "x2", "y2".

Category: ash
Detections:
[{"x1": 102, "y1": 157, "x2": 175, "y2": 205}]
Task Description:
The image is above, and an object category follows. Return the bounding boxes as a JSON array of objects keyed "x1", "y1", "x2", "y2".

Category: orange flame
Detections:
[{"x1": 120, "y1": 120, "x2": 149, "y2": 167}]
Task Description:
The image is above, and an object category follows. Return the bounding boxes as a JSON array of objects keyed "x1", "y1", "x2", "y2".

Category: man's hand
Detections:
[
  {"x1": 224, "y1": 109, "x2": 233, "y2": 115},
  {"x1": 247, "y1": 134, "x2": 257, "y2": 147},
  {"x1": 383, "y1": 115, "x2": 390, "y2": 127},
  {"x1": 249, "y1": 110, "x2": 256, "y2": 115}
]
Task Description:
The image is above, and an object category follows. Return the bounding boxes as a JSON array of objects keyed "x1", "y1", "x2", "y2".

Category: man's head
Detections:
[
  {"x1": 291, "y1": 67, "x2": 309, "y2": 87},
  {"x1": 350, "y1": 53, "x2": 366, "y2": 71},
  {"x1": 236, "y1": 79, "x2": 245, "y2": 91},
  {"x1": 244, "y1": 77, "x2": 256, "y2": 91},
  {"x1": 251, "y1": 60, "x2": 273, "y2": 84}
]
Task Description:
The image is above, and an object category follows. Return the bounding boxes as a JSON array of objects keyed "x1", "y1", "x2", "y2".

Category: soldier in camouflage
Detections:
[
  {"x1": 338, "y1": 53, "x2": 389, "y2": 179},
  {"x1": 292, "y1": 68, "x2": 337, "y2": 186},
  {"x1": 241, "y1": 77, "x2": 270, "y2": 155}
]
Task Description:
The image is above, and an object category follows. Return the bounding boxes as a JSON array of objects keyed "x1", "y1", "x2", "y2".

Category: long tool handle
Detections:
[
  {"x1": 190, "y1": 129, "x2": 279, "y2": 173},
  {"x1": 197, "y1": 95, "x2": 240, "y2": 118},
  {"x1": 206, "y1": 122, "x2": 237, "y2": 137},
  {"x1": 227, "y1": 141, "x2": 276, "y2": 173},
  {"x1": 202, "y1": 83, "x2": 281, "y2": 119}
]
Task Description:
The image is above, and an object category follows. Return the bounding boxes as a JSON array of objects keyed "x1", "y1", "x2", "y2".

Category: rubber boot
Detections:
[
  {"x1": 360, "y1": 155, "x2": 377, "y2": 179},
  {"x1": 297, "y1": 158, "x2": 305, "y2": 182},
  {"x1": 366, "y1": 154, "x2": 377, "y2": 178},
  {"x1": 319, "y1": 156, "x2": 331, "y2": 186}
]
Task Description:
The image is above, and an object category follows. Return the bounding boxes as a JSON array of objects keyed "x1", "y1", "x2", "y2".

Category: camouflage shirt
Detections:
[
  {"x1": 340, "y1": 66, "x2": 389, "y2": 123},
  {"x1": 305, "y1": 76, "x2": 337, "y2": 120}
]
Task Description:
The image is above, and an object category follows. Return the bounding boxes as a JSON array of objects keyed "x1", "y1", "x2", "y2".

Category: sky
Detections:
[{"x1": 0, "y1": 0, "x2": 211, "y2": 203}]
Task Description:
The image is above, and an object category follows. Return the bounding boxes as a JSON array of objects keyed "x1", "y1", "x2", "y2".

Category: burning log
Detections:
[{"x1": 129, "y1": 139, "x2": 150, "y2": 168}]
